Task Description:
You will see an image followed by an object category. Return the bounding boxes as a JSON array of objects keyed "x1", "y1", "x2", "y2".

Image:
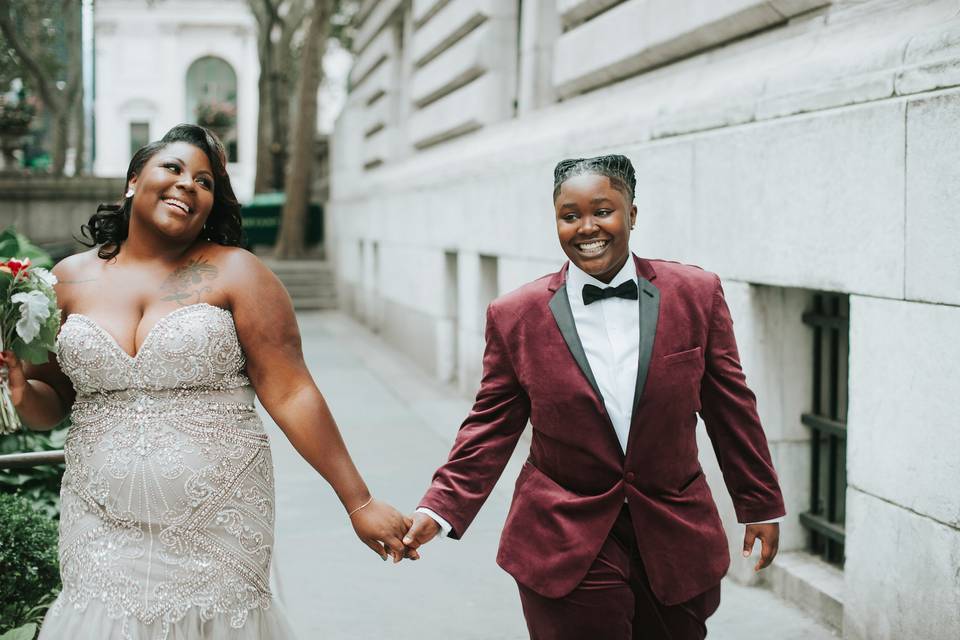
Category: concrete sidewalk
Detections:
[{"x1": 263, "y1": 311, "x2": 838, "y2": 639}]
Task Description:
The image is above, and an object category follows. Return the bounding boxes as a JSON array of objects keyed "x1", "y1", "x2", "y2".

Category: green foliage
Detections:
[
  {"x1": 0, "y1": 424, "x2": 67, "y2": 520},
  {"x1": 0, "y1": 95, "x2": 34, "y2": 134},
  {"x1": 195, "y1": 101, "x2": 237, "y2": 129},
  {"x1": 330, "y1": 0, "x2": 360, "y2": 51},
  {"x1": 0, "y1": 622, "x2": 38, "y2": 640},
  {"x1": 0, "y1": 228, "x2": 53, "y2": 270},
  {"x1": 0, "y1": 0, "x2": 68, "y2": 95},
  {"x1": 0, "y1": 493, "x2": 60, "y2": 634}
]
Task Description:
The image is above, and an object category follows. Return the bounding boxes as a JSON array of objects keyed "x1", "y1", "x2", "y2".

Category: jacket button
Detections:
[{"x1": 625, "y1": 472, "x2": 636, "y2": 482}]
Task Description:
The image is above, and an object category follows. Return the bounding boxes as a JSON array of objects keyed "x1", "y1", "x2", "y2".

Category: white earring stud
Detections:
[{"x1": 125, "y1": 188, "x2": 134, "y2": 198}]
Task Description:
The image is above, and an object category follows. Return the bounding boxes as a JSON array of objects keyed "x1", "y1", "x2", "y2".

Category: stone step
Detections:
[
  {"x1": 291, "y1": 296, "x2": 339, "y2": 310},
  {"x1": 262, "y1": 258, "x2": 338, "y2": 310},
  {"x1": 274, "y1": 273, "x2": 336, "y2": 285}
]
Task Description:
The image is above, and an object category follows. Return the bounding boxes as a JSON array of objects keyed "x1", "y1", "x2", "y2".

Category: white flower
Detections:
[
  {"x1": 29, "y1": 268, "x2": 57, "y2": 287},
  {"x1": 12, "y1": 290, "x2": 51, "y2": 343}
]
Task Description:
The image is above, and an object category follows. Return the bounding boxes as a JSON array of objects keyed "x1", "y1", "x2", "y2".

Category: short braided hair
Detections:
[{"x1": 552, "y1": 154, "x2": 636, "y2": 203}]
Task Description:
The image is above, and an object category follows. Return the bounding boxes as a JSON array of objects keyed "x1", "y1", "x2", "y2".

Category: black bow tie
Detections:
[{"x1": 582, "y1": 280, "x2": 639, "y2": 305}]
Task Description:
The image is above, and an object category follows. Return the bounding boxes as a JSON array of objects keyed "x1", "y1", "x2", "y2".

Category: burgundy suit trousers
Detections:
[{"x1": 517, "y1": 506, "x2": 721, "y2": 640}]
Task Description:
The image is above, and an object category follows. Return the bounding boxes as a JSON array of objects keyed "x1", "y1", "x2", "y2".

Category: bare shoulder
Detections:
[
  {"x1": 204, "y1": 245, "x2": 274, "y2": 283},
  {"x1": 52, "y1": 249, "x2": 101, "y2": 281},
  {"x1": 52, "y1": 249, "x2": 103, "y2": 312},
  {"x1": 200, "y1": 245, "x2": 285, "y2": 310}
]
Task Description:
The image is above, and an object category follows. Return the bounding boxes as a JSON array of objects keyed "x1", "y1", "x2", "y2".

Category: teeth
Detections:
[
  {"x1": 578, "y1": 240, "x2": 607, "y2": 251},
  {"x1": 163, "y1": 198, "x2": 190, "y2": 213}
]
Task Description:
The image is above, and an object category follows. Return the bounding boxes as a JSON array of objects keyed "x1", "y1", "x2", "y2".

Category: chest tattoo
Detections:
[{"x1": 161, "y1": 258, "x2": 219, "y2": 306}]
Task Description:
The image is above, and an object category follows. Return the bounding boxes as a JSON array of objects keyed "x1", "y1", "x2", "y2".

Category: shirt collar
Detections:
[{"x1": 566, "y1": 256, "x2": 638, "y2": 295}]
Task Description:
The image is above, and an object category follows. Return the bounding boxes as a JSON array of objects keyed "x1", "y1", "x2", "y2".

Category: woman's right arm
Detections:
[
  {"x1": 2, "y1": 354, "x2": 73, "y2": 430},
  {"x1": 2, "y1": 257, "x2": 80, "y2": 430}
]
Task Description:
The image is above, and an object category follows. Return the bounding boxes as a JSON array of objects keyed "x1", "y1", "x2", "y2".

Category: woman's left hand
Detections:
[{"x1": 349, "y1": 498, "x2": 415, "y2": 563}]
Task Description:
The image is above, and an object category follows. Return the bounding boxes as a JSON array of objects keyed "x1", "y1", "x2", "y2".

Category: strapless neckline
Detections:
[{"x1": 65, "y1": 302, "x2": 231, "y2": 361}]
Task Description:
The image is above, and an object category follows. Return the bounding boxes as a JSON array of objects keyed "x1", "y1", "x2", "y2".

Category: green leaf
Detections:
[
  {"x1": 0, "y1": 228, "x2": 52, "y2": 269},
  {"x1": 11, "y1": 339, "x2": 52, "y2": 365},
  {"x1": 0, "y1": 622, "x2": 38, "y2": 640}
]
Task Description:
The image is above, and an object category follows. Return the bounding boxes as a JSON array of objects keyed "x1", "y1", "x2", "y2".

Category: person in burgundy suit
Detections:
[{"x1": 402, "y1": 155, "x2": 786, "y2": 639}]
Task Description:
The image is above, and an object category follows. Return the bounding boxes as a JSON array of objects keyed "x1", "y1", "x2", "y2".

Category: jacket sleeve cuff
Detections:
[{"x1": 416, "y1": 507, "x2": 453, "y2": 538}]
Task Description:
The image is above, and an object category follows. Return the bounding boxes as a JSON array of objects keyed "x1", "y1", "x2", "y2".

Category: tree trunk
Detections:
[
  {"x1": 67, "y1": 2, "x2": 87, "y2": 176},
  {"x1": 253, "y1": 30, "x2": 274, "y2": 193},
  {"x1": 0, "y1": 0, "x2": 83, "y2": 176},
  {"x1": 72, "y1": 82, "x2": 85, "y2": 175},
  {"x1": 49, "y1": 108, "x2": 70, "y2": 176},
  {"x1": 272, "y1": 1, "x2": 306, "y2": 191},
  {"x1": 274, "y1": 0, "x2": 329, "y2": 259},
  {"x1": 49, "y1": 0, "x2": 82, "y2": 176}
]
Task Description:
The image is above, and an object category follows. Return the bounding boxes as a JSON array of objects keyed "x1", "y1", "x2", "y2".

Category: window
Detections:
[
  {"x1": 800, "y1": 293, "x2": 849, "y2": 565},
  {"x1": 129, "y1": 121, "x2": 150, "y2": 157},
  {"x1": 185, "y1": 56, "x2": 238, "y2": 162}
]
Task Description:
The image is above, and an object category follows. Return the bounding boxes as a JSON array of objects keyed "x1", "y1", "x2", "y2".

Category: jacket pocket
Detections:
[
  {"x1": 678, "y1": 469, "x2": 705, "y2": 494},
  {"x1": 662, "y1": 346, "x2": 702, "y2": 365}
]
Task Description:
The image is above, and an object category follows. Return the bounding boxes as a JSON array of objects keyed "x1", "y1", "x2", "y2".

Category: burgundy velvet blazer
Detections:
[{"x1": 419, "y1": 255, "x2": 785, "y2": 605}]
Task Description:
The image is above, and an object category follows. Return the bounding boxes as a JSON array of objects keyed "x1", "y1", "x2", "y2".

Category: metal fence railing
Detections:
[
  {"x1": 800, "y1": 293, "x2": 849, "y2": 566},
  {"x1": 0, "y1": 450, "x2": 65, "y2": 470}
]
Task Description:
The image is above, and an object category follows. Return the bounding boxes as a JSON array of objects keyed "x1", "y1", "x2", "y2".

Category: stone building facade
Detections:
[
  {"x1": 329, "y1": 2, "x2": 960, "y2": 638},
  {"x1": 93, "y1": 0, "x2": 259, "y2": 200}
]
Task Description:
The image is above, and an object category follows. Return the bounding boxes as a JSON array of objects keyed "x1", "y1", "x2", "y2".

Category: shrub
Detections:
[
  {"x1": 0, "y1": 493, "x2": 60, "y2": 634},
  {"x1": 0, "y1": 424, "x2": 67, "y2": 520}
]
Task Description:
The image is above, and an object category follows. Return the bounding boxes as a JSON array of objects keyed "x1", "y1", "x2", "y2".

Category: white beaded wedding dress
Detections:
[{"x1": 38, "y1": 303, "x2": 297, "y2": 639}]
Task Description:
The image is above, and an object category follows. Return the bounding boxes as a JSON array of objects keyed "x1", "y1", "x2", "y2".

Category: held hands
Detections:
[
  {"x1": 742, "y1": 522, "x2": 780, "y2": 572},
  {"x1": 349, "y1": 497, "x2": 414, "y2": 563},
  {"x1": 401, "y1": 511, "x2": 441, "y2": 559},
  {"x1": 0, "y1": 351, "x2": 27, "y2": 406}
]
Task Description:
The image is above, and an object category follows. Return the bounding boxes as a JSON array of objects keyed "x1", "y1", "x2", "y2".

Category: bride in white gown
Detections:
[{"x1": 2, "y1": 124, "x2": 413, "y2": 639}]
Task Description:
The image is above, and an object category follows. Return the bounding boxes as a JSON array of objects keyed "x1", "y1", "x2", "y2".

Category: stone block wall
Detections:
[{"x1": 0, "y1": 177, "x2": 126, "y2": 253}]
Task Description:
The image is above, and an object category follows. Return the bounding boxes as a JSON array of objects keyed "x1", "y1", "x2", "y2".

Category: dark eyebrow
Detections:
[{"x1": 559, "y1": 202, "x2": 579, "y2": 210}]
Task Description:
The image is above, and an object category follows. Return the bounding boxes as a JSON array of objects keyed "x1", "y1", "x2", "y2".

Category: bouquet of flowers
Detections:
[{"x1": 0, "y1": 250, "x2": 60, "y2": 434}]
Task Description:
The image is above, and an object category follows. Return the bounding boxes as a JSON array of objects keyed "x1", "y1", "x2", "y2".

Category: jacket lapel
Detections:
[
  {"x1": 632, "y1": 276, "x2": 660, "y2": 416},
  {"x1": 548, "y1": 285, "x2": 603, "y2": 402}
]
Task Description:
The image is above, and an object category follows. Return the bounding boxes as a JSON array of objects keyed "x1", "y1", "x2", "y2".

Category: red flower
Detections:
[{"x1": 2, "y1": 257, "x2": 31, "y2": 277}]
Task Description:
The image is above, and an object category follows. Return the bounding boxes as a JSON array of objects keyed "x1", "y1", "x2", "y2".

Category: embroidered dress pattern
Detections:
[{"x1": 39, "y1": 303, "x2": 296, "y2": 640}]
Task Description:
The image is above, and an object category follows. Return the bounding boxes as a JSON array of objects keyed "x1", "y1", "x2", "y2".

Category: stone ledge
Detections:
[
  {"x1": 349, "y1": 27, "x2": 395, "y2": 90},
  {"x1": 337, "y1": 2, "x2": 960, "y2": 198},
  {"x1": 412, "y1": 0, "x2": 515, "y2": 68},
  {"x1": 0, "y1": 176, "x2": 125, "y2": 200},
  {"x1": 761, "y1": 551, "x2": 844, "y2": 632},
  {"x1": 552, "y1": 0, "x2": 830, "y2": 99},
  {"x1": 557, "y1": 0, "x2": 624, "y2": 30},
  {"x1": 412, "y1": 0, "x2": 450, "y2": 29},
  {"x1": 353, "y1": 0, "x2": 403, "y2": 55},
  {"x1": 412, "y1": 23, "x2": 492, "y2": 108}
]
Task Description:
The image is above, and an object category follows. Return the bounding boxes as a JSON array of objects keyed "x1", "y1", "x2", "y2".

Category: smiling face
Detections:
[
  {"x1": 127, "y1": 141, "x2": 216, "y2": 243},
  {"x1": 555, "y1": 173, "x2": 637, "y2": 283}
]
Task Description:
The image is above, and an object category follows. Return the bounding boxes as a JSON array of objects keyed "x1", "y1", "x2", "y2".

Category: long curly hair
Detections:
[{"x1": 80, "y1": 124, "x2": 244, "y2": 259}]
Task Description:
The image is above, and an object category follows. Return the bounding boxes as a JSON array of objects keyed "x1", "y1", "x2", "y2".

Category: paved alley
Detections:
[{"x1": 263, "y1": 312, "x2": 838, "y2": 640}]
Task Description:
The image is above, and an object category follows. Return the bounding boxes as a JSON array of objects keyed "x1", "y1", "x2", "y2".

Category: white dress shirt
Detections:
[
  {"x1": 418, "y1": 259, "x2": 778, "y2": 537},
  {"x1": 565, "y1": 259, "x2": 640, "y2": 452}
]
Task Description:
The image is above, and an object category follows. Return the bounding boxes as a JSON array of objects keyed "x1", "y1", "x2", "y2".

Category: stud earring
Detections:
[{"x1": 125, "y1": 188, "x2": 135, "y2": 198}]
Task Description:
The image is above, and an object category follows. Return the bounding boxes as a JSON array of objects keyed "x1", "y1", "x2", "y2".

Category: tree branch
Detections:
[{"x1": 0, "y1": 0, "x2": 63, "y2": 112}]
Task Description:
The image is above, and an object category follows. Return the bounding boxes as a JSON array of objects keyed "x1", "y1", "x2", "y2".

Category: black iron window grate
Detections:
[{"x1": 800, "y1": 293, "x2": 849, "y2": 566}]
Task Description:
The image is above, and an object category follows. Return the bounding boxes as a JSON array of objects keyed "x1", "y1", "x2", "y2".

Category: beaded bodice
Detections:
[
  {"x1": 51, "y1": 303, "x2": 277, "y2": 636},
  {"x1": 58, "y1": 303, "x2": 251, "y2": 394}
]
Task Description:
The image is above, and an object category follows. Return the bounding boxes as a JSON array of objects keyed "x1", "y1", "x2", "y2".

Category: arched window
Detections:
[{"x1": 185, "y1": 56, "x2": 238, "y2": 162}]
